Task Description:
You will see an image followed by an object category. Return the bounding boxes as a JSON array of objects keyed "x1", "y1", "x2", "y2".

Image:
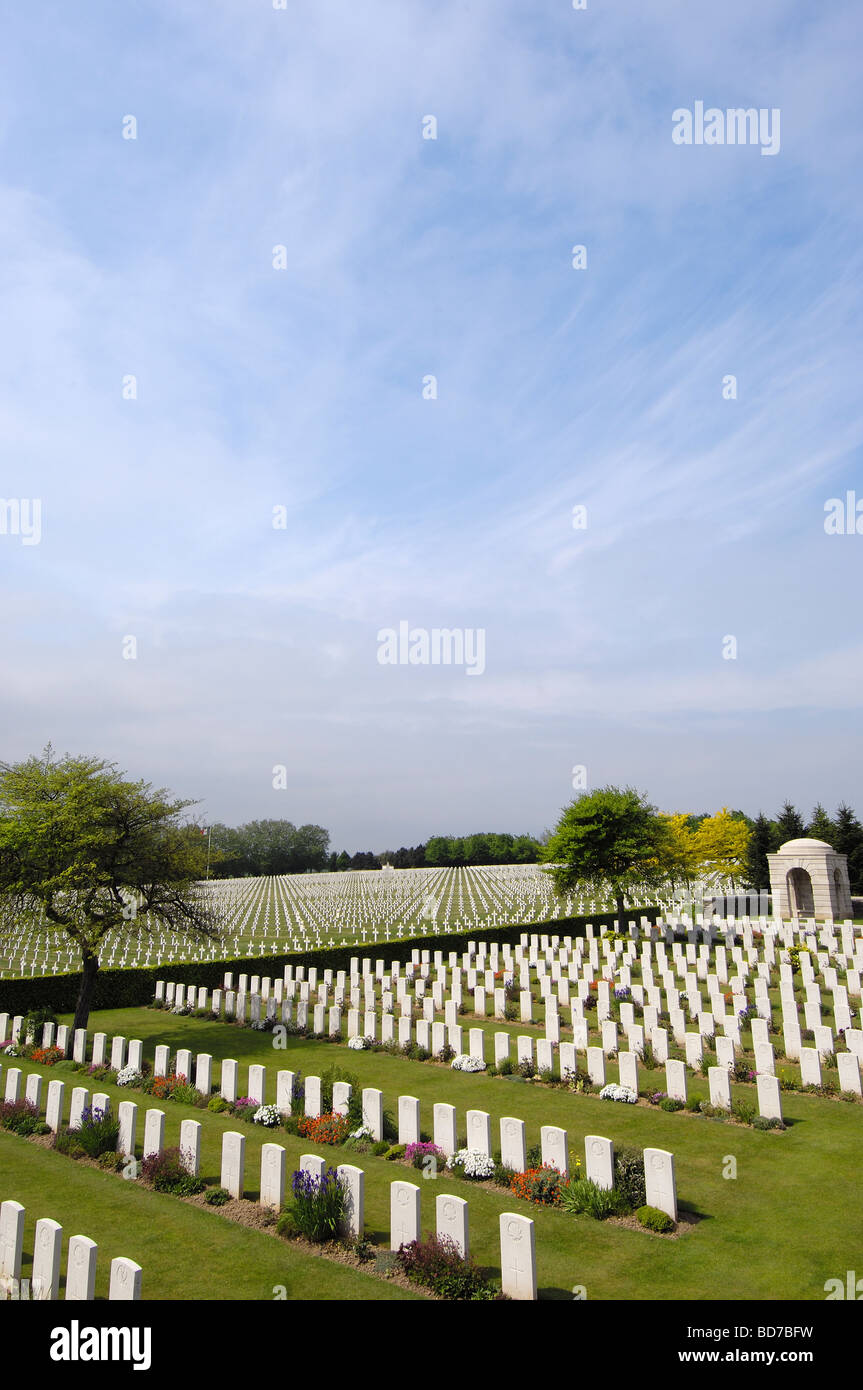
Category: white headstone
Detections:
[
  {"x1": 540, "y1": 1125, "x2": 569, "y2": 1176},
  {"x1": 362, "y1": 1088, "x2": 384, "y2": 1141},
  {"x1": 466, "y1": 1109, "x2": 492, "y2": 1157},
  {"x1": 433, "y1": 1102, "x2": 457, "y2": 1158},
  {"x1": 499, "y1": 1213, "x2": 537, "y2": 1301},
  {"x1": 221, "y1": 1131, "x2": 245, "y2": 1198},
  {"x1": 109, "y1": 1256, "x2": 142, "y2": 1301},
  {"x1": 398, "y1": 1095, "x2": 420, "y2": 1145},
  {"x1": 143, "y1": 1109, "x2": 165, "y2": 1159},
  {"x1": 337, "y1": 1164, "x2": 365, "y2": 1238},
  {"x1": 436, "y1": 1193, "x2": 469, "y2": 1258},
  {"x1": 180, "y1": 1119, "x2": 202, "y2": 1175},
  {"x1": 0, "y1": 1200, "x2": 25, "y2": 1287},
  {"x1": 500, "y1": 1116, "x2": 527, "y2": 1171},
  {"x1": 644, "y1": 1147, "x2": 677, "y2": 1221},
  {"x1": 708, "y1": 1067, "x2": 732, "y2": 1110},
  {"x1": 46, "y1": 1079, "x2": 66, "y2": 1133},
  {"x1": 117, "y1": 1100, "x2": 137, "y2": 1158},
  {"x1": 65, "y1": 1234, "x2": 98, "y2": 1301},
  {"x1": 584, "y1": 1134, "x2": 614, "y2": 1190},
  {"x1": 221, "y1": 1059, "x2": 239, "y2": 1103},
  {"x1": 261, "y1": 1143, "x2": 286, "y2": 1210},
  {"x1": 390, "y1": 1180, "x2": 421, "y2": 1250},
  {"x1": 32, "y1": 1217, "x2": 62, "y2": 1300}
]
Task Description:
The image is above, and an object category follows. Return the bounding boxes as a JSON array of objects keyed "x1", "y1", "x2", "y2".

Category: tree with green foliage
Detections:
[
  {"x1": 745, "y1": 813, "x2": 777, "y2": 890},
  {"x1": 541, "y1": 786, "x2": 672, "y2": 921},
  {"x1": 832, "y1": 803, "x2": 863, "y2": 893},
  {"x1": 0, "y1": 746, "x2": 220, "y2": 1030},
  {"x1": 775, "y1": 801, "x2": 805, "y2": 842},
  {"x1": 806, "y1": 804, "x2": 836, "y2": 843}
]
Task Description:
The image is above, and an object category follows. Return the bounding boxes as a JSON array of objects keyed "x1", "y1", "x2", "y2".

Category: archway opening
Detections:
[{"x1": 787, "y1": 867, "x2": 814, "y2": 917}]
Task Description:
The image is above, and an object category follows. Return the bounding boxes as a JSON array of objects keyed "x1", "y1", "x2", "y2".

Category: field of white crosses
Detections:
[{"x1": 1, "y1": 865, "x2": 640, "y2": 977}]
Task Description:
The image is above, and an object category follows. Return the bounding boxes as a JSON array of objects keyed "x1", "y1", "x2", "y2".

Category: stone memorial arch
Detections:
[{"x1": 767, "y1": 838, "x2": 852, "y2": 920}]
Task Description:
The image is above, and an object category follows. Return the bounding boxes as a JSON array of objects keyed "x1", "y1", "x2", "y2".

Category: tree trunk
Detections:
[
  {"x1": 615, "y1": 892, "x2": 625, "y2": 925},
  {"x1": 73, "y1": 953, "x2": 100, "y2": 1033}
]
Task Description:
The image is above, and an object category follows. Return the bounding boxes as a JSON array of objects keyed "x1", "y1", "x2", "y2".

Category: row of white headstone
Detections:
[
  {"x1": 0, "y1": 1054, "x2": 677, "y2": 1217},
  {"x1": 0, "y1": 1199, "x2": 140, "y2": 1301}
]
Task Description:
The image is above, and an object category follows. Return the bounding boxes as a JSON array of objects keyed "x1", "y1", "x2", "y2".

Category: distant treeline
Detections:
[{"x1": 202, "y1": 822, "x2": 542, "y2": 877}]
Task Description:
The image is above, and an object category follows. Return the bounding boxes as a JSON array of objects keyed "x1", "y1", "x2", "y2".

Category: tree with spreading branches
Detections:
[{"x1": 0, "y1": 746, "x2": 221, "y2": 1030}]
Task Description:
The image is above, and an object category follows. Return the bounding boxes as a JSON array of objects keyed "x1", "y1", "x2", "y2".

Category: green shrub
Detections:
[
  {"x1": 19, "y1": 1005, "x2": 58, "y2": 1043},
  {"x1": 0, "y1": 1100, "x2": 43, "y2": 1136},
  {"x1": 498, "y1": 1058, "x2": 514, "y2": 1075},
  {"x1": 54, "y1": 1129, "x2": 86, "y2": 1158},
  {"x1": 170, "y1": 1080, "x2": 206, "y2": 1108},
  {"x1": 98, "y1": 1150, "x2": 126, "y2": 1171},
  {"x1": 385, "y1": 1144, "x2": 407, "y2": 1161},
  {"x1": 559, "y1": 1178, "x2": 625, "y2": 1220},
  {"x1": 284, "y1": 1166, "x2": 346, "y2": 1243},
  {"x1": 141, "y1": 1146, "x2": 206, "y2": 1195},
  {"x1": 613, "y1": 1147, "x2": 646, "y2": 1211},
  {"x1": 74, "y1": 1105, "x2": 120, "y2": 1158},
  {"x1": 371, "y1": 1140, "x2": 390, "y2": 1156},
  {"x1": 396, "y1": 1234, "x2": 501, "y2": 1300},
  {"x1": 565, "y1": 1068, "x2": 594, "y2": 1094},
  {"x1": 204, "y1": 1186, "x2": 232, "y2": 1206},
  {"x1": 207, "y1": 1096, "x2": 230, "y2": 1113},
  {"x1": 636, "y1": 1204, "x2": 675, "y2": 1233},
  {"x1": 732, "y1": 1099, "x2": 756, "y2": 1125},
  {"x1": 752, "y1": 1115, "x2": 785, "y2": 1130},
  {"x1": 659, "y1": 1097, "x2": 684, "y2": 1112}
]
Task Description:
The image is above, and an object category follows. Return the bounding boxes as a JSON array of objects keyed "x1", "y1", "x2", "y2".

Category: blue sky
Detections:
[{"x1": 1, "y1": 0, "x2": 861, "y2": 849}]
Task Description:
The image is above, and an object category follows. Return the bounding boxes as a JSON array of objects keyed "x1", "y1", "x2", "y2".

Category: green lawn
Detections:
[
  {"x1": 4, "y1": 1004, "x2": 862, "y2": 1300},
  {"x1": 0, "y1": 1129, "x2": 420, "y2": 1301}
]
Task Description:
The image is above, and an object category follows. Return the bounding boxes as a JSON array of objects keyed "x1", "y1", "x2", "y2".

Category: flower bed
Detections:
[
  {"x1": 451, "y1": 1054, "x2": 486, "y2": 1073},
  {"x1": 297, "y1": 1112, "x2": 351, "y2": 1145},
  {"x1": 447, "y1": 1148, "x2": 495, "y2": 1180},
  {"x1": 600, "y1": 1083, "x2": 637, "y2": 1103}
]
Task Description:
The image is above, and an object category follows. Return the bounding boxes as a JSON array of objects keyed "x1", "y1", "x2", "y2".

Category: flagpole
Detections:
[{"x1": 206, "y1": 826, "x2": 212, "y2": 880}]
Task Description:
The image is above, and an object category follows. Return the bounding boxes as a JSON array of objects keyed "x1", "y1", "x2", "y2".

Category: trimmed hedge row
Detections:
[{"x1": 0, "y1": 907, "x2": 662, "y2": 1016}]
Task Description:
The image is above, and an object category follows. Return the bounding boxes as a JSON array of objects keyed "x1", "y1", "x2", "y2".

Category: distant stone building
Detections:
[{"x1": 767, "y1": 838, "x2": 853, "y2": 920}]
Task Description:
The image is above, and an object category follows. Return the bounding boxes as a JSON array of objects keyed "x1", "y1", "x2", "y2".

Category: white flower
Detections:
[
  {"x1": 349, "y1": 1125, "x2": 374, "y2": 1140},
  {"x1": 347, "y1": 1035, "x2": 373, "y2": 1050},
  {"x1": 599, "y1": 1083, "x2": 638, "y2": 1103},
  {"x1": 4, "y1": 1043, "x2": 19, "y2": 1056},
  {"x1": 448, "y1": 1148, "x2": 495, "y2": 1179},
  {"x1": 253, "y1": 1105, "x2": 281, "y2": 1127},
  {"x1": 451, "y1": 1053, "x2": 486, "y2": 1072},
  {"x1": 116, "y1": 1065, "x2": 142, "y2": 1087}
]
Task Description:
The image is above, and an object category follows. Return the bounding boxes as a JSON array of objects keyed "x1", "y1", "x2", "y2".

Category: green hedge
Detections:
[{"x1": 0, "y1": 907, "x2": 662, "y2": 1017}]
